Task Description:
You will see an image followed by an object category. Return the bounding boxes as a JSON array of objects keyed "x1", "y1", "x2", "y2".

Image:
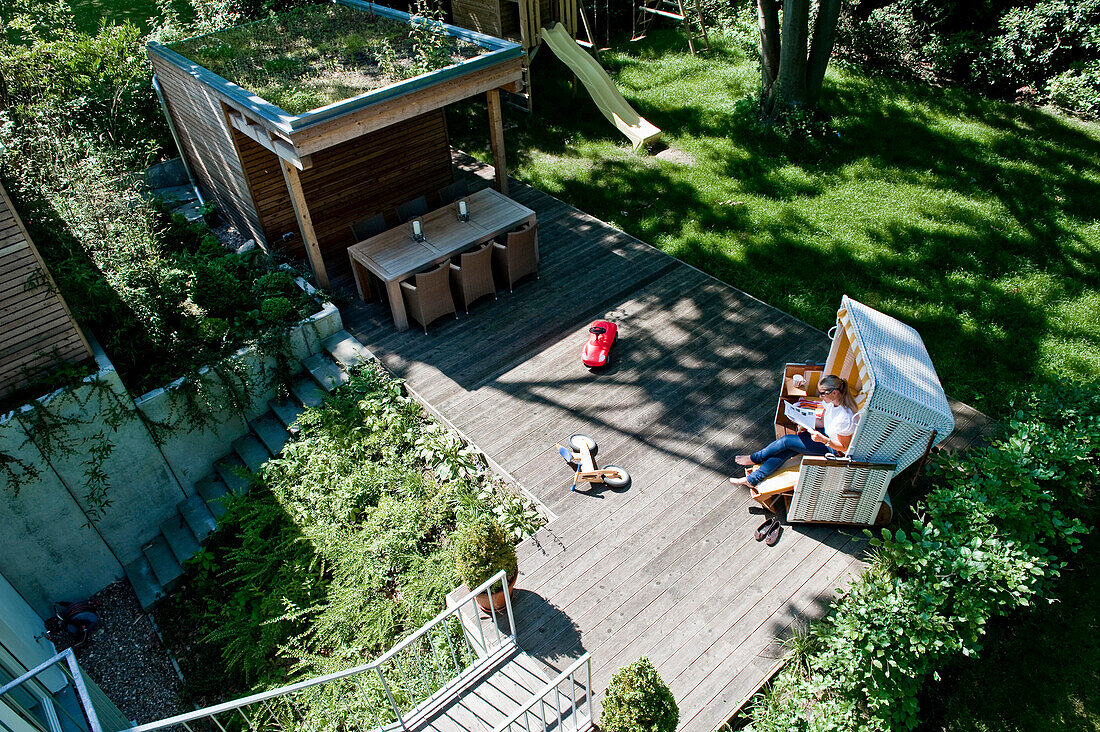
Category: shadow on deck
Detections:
[{"x1": 335, "y1": 157, "x2": 992, "y2": 731}]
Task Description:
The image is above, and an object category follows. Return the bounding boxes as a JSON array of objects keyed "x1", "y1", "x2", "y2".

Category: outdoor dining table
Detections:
[{"x1": 348, "y1": 188, "x2": 537, "y2": 331}]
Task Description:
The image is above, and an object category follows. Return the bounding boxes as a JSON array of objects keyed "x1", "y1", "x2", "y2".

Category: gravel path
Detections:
[{"x1": 49, "y1": 581, "x2": 184, "y2": 726}]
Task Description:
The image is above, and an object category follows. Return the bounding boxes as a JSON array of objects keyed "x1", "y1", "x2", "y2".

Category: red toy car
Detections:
[{"x1": 582, "y1": 320, "x2": 617, "y2": 368}]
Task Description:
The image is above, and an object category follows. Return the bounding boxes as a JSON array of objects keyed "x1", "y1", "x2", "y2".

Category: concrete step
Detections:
[
  {"x1": 195, "y1": 474, "x2": 231, "y2": 516},
  {"x1": 322, "y1": 330, "x2": 374, "y2": 371},
  {"x1": 303, "y1": 352, "x2": 348, "y2": 392},
  {"x1": 143, "y1": 535, "x2": 184, "y2": 593},
  {"x1": 123, "y1": 556, "x2": 163, "y2": 612},
  {"x1": 232, "y1": 433, "x2": 270, "y2": 473},
  {"x1": 214, "y1": 454, "x2": 251, "y2": 496},
  {"x1": 160, "y1": 514, "x2": 200, "y2": 564},
  {"x1": 290, "y1": 374, "x2": 326, "y2": 409},
  {"x1": 178, "y1": 494, "x2": 218, "y2": 540},
  {"x1": 250, "y1": 412, "x2": 289, "y2": 456},
  {"x1": 269, "y1": 398, "x2": 303, "y2": 436}
]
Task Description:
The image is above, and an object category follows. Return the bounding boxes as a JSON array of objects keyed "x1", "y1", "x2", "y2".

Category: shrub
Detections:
[
  {"x1": 451, "y1": 514, "x2": 517, "y2": 590},
  {"x1": 600, "y1": 657, "x2": 679, "y2": 732},
  {"x1": 747, "y1": 379, "x2": 1098, "y2": 731},
  {"x1": 1044, "y1": 61, "x2": 1100, "y2": 118},
  {"x1": 260, "y1": 296, "x2": 295, "y2": 322}
]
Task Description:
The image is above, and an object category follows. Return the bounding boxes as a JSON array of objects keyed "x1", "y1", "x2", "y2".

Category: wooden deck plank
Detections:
[{"x1": 344, "y1": 164, "x2": 986, "y2": 730}]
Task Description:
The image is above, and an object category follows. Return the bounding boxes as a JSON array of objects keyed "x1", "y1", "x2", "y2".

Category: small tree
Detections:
[
  {"x1": 599, "y1": 657, "x2": 679, "y2": 732},
  {"x1": 757, "y1": 0, "x2": 842, "y2": 118}
]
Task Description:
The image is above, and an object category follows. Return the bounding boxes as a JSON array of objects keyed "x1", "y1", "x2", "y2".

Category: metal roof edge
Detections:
[
  {"x1": 288, "y1": 46, "x2": 523, "y2": 130},
  {"x1": 148, "y1": 1, "x2": 523, "y2": 135},
  {"x1": 146, "y1": 41, "x2": 298, "y2": 135}
]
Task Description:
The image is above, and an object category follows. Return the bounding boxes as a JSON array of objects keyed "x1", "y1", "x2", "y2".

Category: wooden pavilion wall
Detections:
[
  {"x1": 0, "y1": 184, "x2": 92, "y2": 400},
  {"x1": 150, "y1": 55, "x2": 266, "y2": 246},
  {"x1": 235, "y1": 110, "x2": 454, "y2": 271}
]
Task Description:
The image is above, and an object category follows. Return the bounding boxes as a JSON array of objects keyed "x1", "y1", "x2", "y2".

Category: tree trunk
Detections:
[
  {"x1": 806, "y1": 0, "x2": 842, "y2": 108},
  {"x1": 758, "y1": 0, "x2": 780, "y2": 93},
  {"x1": 776, "y1": 0, "x2": 810, "y2": 107}
]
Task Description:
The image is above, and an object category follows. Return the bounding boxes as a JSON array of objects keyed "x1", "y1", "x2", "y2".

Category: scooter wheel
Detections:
[
  {"x1": 602, "y1": 465, "x2": 630, "y2": 489},
  {"x1": 568, "y1": 433, "x2": 598, "y2": 456}
]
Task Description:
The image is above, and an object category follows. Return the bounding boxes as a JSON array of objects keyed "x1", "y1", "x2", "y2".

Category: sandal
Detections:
[
  {"x1": 765, "y1": 521, "x2": 783, "y2": 547},
  {"x1": 754, "y1": 516, "x2": 778, "y2": 541}
]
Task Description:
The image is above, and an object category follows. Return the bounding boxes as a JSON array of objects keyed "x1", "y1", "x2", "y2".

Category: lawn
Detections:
[{"x1": 447, "y1": 29, "x2": 1100, "y2": 413}]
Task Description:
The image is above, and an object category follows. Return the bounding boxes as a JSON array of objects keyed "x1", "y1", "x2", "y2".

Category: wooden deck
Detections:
[{"x1": 338, "y1": 160, "x2": 991, "y2": 732}]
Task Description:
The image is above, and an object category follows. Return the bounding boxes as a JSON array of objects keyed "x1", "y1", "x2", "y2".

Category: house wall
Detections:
[
  {"x1": 0, "y1": 297, "x2": 342, "y2": 616},
  {"x1": 0, "y1": 183, "x2": 92, "y2": 402},
  {"x1": 237, "y1": 110, "x2": 454, "y2": 271},
  {"x1": 150, "y1": 55, "x2": 266, "y2": 246}
]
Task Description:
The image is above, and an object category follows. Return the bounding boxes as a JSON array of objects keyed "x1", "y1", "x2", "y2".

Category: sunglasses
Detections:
[{"x1": 819, "y1": 388, "x2": 839, "y2": 395}]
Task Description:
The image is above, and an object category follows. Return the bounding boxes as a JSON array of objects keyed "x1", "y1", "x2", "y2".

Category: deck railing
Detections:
[
  {"x1": 0, "y1": 647, "x2": 131, "y2": 732},
  {"x1": 127, "y1": 571, "x2": 516, "y2": 732},
  {"x1": 491, "y1": 654, "x2": 593, "y2": 732}
]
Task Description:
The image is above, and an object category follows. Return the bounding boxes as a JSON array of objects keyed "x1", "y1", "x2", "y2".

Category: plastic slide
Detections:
[{"x1": 540, "y1": 23, "x2": 661, "y2": 151}]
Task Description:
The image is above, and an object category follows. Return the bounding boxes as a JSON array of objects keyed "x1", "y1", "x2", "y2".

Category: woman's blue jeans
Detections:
[{"x1": 746, "y1": 432, "x2": 832, "y2": 487}]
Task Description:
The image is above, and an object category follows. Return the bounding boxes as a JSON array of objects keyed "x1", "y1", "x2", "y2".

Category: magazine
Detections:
[{"x1": 783, "y1": 400, "x2": 819, "y2": 432}]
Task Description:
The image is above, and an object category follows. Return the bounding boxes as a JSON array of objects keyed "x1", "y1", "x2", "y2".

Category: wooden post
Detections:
[
  {"x1": 487, "y1": 89, "x2": 509, "y2": 196},
  {"x1": 279, "y1": 160, "x2": 330, "y2": 290}
]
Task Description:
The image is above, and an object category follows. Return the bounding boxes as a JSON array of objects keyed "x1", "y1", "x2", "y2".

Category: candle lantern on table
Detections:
[
  {"x1": 411, "y1": 218, "x2": 425, "y2": 242},
  {"x1": 457, "y1": 199, "x2": 470, "y2": 222}
]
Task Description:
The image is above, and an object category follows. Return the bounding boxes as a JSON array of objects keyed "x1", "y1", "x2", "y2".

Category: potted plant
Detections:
[
  {"x1": 599, "y1": 657, "x2": 679, "y2": 732},
  {"x1": 451, "y1": 515, "x2": 518, "y2": 614}
]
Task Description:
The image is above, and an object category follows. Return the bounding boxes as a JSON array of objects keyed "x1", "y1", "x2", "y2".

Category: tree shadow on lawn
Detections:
[{"x1": 449, "y1": 46, "x2": 1100, "y2": 409}]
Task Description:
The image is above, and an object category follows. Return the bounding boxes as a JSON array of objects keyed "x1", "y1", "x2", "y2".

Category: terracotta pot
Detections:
[{"x1": 472, "y1": 573, "x2": 517, "y2": 614}]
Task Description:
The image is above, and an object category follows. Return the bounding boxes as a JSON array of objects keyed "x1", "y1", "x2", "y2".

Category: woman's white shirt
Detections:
[{"x1": 823, "y1": 402, "x2": 857, "y2": 438}]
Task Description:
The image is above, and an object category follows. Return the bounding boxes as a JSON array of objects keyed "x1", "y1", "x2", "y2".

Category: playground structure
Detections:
[
  {"x1": 541, "y1": 23, "x2": 661, "y2": 150},
  {"x1": 631, "y1": 0, "x2": 709, "y2": 55},
  {"x1": 450, "y1": 0, "x2": 663, "y2": 148}
]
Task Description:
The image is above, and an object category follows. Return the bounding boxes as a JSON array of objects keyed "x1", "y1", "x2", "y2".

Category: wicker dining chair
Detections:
[
  {"x1": 437, "y1": 180, "x2": 469, "y2": 205},
  {"x1": 449, "y1": 243, "x2": 496, "y2": 312},
  {"x1": 492, "y1": 222, "x2": 539, "y2": 292},
  {"x1": 349, "y1": 212, "x2": 387, "y2": 242},
  {"x1": 400, "y1": 263, "x2": 457, "y2": 332},
  {"x1": 396, "y1": 196, "x2": 429, "y2": 223}
]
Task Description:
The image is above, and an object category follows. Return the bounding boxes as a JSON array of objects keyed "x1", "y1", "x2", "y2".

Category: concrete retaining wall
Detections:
[{"x1": 0, "y1": 287, "x2": 341, "y2": 616}]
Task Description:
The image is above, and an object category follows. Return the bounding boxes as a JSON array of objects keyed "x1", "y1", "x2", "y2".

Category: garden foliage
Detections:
[
  {"x1": 747, "y1": 379, "x2": 1098, "y2": 731},
  {"x1": 600, "y1": 657, "x2": 680, "y2": 732},
  {"x1": 0, "y1": 0, "x2": 321, "y2": 399},
  {"x1": 157, "y1": 364, "x2": 542, "y2": 707},
  {"x1": 832, "y1": 0, "x2": 1100, "y2": 118}
]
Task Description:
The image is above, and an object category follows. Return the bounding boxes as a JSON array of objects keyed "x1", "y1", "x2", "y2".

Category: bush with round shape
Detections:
[
  {"x1": 451, "y1": 515, "x2": 517, "y2": 590},
  {"x1": 600, "y1": 657, "x2": 679, "y2": 732}
]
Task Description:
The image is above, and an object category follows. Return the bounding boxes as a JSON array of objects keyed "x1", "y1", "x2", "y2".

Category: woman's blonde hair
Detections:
[{"x1": 819, "y1": 374, "x2": 857, "y2": 412}]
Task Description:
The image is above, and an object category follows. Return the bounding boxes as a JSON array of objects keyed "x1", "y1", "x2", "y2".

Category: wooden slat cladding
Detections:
[
  {"x1": 239, "y1": 110, "x2": 454, "y2": 270},
  {"x1": 150, "y1": 56, "x2": 266, "y2": 246},
  {"x1": 453, "y1": 0, "x2": 505, "y2": 38},
  {"x1": 0, "y1": 184, "x2": 92, "y2": 399}
]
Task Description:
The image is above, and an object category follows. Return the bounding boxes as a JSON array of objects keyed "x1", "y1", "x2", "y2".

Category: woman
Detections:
[{"x1": 729, "y1": 374, "x2": 859, "y2": 487}]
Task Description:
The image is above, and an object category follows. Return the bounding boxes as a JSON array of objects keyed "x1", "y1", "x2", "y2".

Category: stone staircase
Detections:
[{"x1": 123, "y1": 330, "x2": 374, "y2": 610}]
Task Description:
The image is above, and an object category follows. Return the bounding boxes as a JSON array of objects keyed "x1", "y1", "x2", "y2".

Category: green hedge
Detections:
[{"x1": 747, "y1": 380, "x2": 1098, "y2": 731}]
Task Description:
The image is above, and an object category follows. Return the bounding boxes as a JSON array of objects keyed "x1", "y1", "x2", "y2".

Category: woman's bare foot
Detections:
[
  {"x1": 728, "y1": 475, "x2": 751, "y2": 486},
  {"x1": 735, "y1": 455, "x2": 755, "y2": 466}
]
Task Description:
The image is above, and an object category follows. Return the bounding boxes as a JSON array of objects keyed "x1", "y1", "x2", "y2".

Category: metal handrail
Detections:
[
  {"x1": 491, "y1": 653, "x2": 593, "y2": 732},
  {"x1": 129, "y1": 570, "x2": 517, "y2": 732},
  {"x1": 0, "y1": 647, "x2": 131, "y2": 732}
]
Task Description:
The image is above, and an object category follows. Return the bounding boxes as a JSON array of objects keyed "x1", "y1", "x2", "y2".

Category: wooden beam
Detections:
[
  {"x1": 279, "y1": 160, "x2": 329, "y2": 290},
  {"x1": 487, "y1": 88, "x2": 508, "y2": 196},
  {"x1": 292, "y1": 59, "x2": 524, "y2": 157},
  {"x1": 228, "y1": 110, "x2": 311, "y2": 170}
]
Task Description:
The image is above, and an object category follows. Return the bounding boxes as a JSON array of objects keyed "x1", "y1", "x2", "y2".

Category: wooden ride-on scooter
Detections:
[{"x1": 555, "y1": 433, "x2": 631, "y2": 490}]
